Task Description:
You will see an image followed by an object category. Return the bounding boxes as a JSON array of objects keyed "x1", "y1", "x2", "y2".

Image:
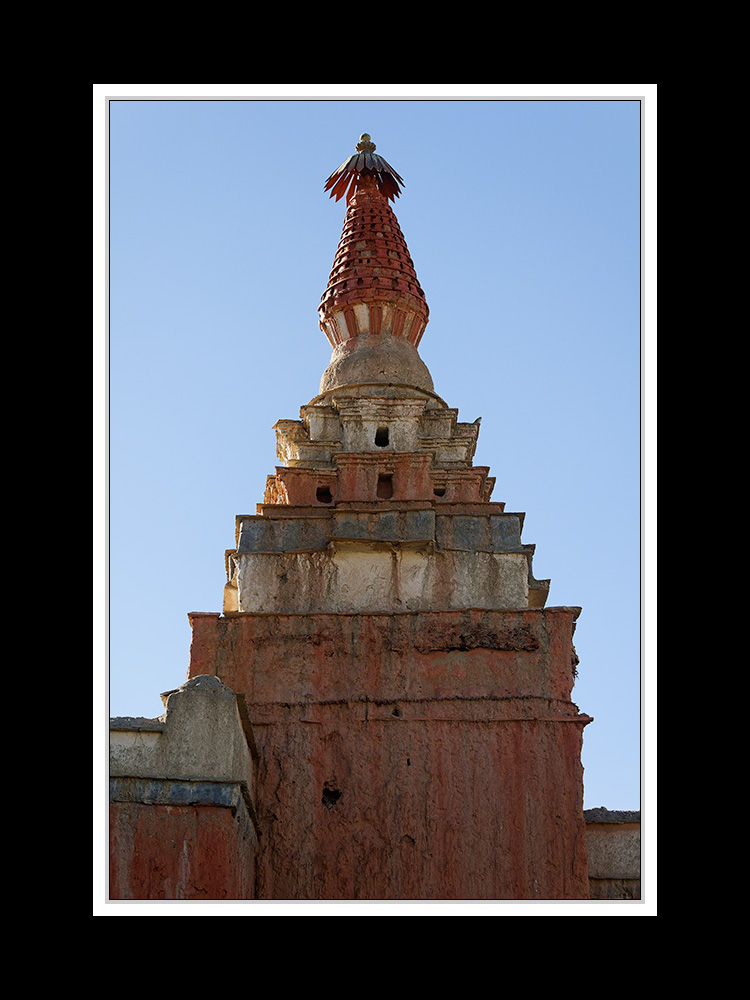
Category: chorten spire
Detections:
[{"x1": 318, "y1": 134, "x2": 432, "y2": 394}]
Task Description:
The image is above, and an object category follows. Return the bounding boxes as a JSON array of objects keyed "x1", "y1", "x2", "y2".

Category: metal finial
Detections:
[{"x1": 324, "y1": 135, "x2": 404, "y2": 204}]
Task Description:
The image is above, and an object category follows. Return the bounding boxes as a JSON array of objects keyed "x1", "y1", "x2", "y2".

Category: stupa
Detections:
[{"x1": 186, "y1": 135, "x2": 592, "y2": 899}]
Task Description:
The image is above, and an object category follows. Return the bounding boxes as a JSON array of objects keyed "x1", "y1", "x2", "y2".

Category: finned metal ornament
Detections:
[{"x1": 324, "y1": 134, "x2": 405, "y2": 204}]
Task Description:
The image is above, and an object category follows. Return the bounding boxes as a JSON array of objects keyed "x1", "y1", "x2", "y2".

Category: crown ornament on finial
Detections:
[
  {"x1": 356, "y1": 133, "x2": 377, "y2": 153},
  {"x1": 324, "y1": 133, "x2": 405, "y2": 204}
]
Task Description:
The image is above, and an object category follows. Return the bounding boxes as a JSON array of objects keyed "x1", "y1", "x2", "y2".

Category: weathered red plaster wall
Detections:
[
  {"x1": 188, "y1": 608, "x2": 590, "y2": 900},
  {"x1": 109, "y1": 801, "x2": 255, "y2": 900}
]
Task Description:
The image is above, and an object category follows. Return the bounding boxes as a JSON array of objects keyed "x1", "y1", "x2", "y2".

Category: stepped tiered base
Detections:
[{"x1": 188, "y1": 378, "x2": 589, "y2": 900}]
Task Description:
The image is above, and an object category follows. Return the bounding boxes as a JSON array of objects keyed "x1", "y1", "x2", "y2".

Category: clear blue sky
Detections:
[{"x1": 102, "y1": 87, "x2": 651, "y2": 817}]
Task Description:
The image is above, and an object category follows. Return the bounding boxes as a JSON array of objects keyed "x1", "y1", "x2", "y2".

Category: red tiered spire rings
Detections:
[{"x1": 319, "y1": 134, "x2": 429, "y2": 351}]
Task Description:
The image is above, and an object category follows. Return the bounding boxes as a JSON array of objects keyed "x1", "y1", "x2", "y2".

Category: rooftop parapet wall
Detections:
[
  {"x1": 584, "y1": 808, "x2": 642, "y2": 901},
  {"x1": 110, "y1": 675, "x2": 256, "y2": 790},
  {"x1": 109, "y1": 676, "x2": 260, "y2": 900}
]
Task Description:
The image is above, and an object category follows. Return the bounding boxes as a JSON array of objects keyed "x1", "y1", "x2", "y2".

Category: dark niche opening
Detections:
[
  {"x1": 322, "y1": 784, "x2": 342, "y2": 809},
  {"x1": 316, "y1": 486, "x2": 333, "y2": 504},
  {"x1": 434, "y1": 487, "x2": 446, "y2": 497},
  {"x1": 375, "y1": 426, "x2": 389, "y2": 447},
  {"x1": 377, "y1": 474, "x2": 394, "y2": 499}
]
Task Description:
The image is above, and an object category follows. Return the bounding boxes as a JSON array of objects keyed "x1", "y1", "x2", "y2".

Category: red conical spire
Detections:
[{"x1": 319, "y1": 134, "x2": 429, "y2": 356}]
